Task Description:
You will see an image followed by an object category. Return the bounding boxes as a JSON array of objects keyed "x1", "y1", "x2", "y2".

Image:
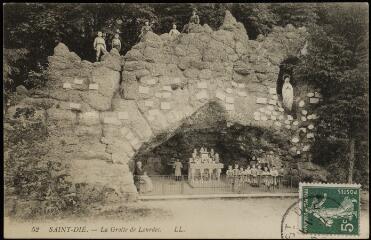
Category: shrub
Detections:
[{"x1": 4, "y1": 106, "x2": 80, "y2": 218}]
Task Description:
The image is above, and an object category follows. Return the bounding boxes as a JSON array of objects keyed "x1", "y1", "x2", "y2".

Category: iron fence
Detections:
[{"x1": 134, "y1": 174, "x2": 298, "y2": 196}]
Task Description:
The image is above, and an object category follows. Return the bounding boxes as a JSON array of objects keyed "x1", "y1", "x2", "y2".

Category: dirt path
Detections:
[
  {"x1": 141, "y1": 198, "x2": 293, "y2": 238},
  {"x1": 133, "y1": 198, "x2": 370, "y2": 238},
  {"x1": 5, "y1": 198, "x2": 369, "y2": 238}
]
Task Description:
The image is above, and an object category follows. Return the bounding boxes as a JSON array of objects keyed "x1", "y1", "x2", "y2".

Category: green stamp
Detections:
[{"x1": 299, "y1": 183, "x2": 361, "y2": 236}]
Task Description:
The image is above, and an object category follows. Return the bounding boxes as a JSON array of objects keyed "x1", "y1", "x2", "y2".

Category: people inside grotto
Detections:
[
  {"x1": 251, "y1": 164, "x2": 258, "y2": 186},
  {"x1": 216, "y1": 168, "x2": 222, "y2": 181},
  {"x1": 133, "y1": 160, "x2": 153, "y2": 193},
  {"x1": 290, "y1": 167, "x2": 300, "y2": 187},
  {"x1": 214, "y1": 153, "x2": 220, "y2": 163},
  {"x1": 210, "y1": 148, "x2": 215, "y2": 158},
  {"x1": 277, "y1": 163, "x2": 284, "y2": 172},
  {"x1": 134, "y1": 160, "x2": 145, "y2": 192},
  {"x1": 232, "y1": 165, "x2": 241, "y2": 192},
  {"x1": 221, "y1": 160, "x2": 285, "y2": 191},
  {"x1": 240, "y1": 167, "x2": 247, "y2": 184},
  {"x1": 141, "y1": 171, "x2": 153, "y2": 193},
  {"x1": 133, "y1": 145, "x2": 292, "y2": 194},
  {"x1": 226, "y1": 165, "x2": 233, "y2": 184},
  {"x1": 173, "y1": 159, "x2": 183, "y2": 181},
  {"x1": 247, "y1": 167, "x2": 251, "y2": 183},
  {"x1": 257, "y1": 165, "x2": 263, "y2": 185},
  {"x1": 233, "y1": 164, "x2": 240, "y2": 177},
  {"x1": 262, "y1": 166, "x2": 272, "y2": 190},
  {"x1": 190, "y1": 166, "x2": 196, "y2": 182},
  {"x1": 270, "y1": 166, "x2": 279, "y2": 189}
]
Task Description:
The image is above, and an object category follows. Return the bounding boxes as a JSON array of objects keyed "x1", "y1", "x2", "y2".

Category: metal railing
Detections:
[{"x1": 134, "y1": 174, "x2": 298, "y2": 196}]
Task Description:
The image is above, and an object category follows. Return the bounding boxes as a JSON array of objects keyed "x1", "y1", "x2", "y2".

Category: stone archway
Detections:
[
  {"x1": 9, "y1": 10, "x2": 322, "y2": 202},
  {"x1": 132, "y1": 101, "x2": 291, "y2": 177}
]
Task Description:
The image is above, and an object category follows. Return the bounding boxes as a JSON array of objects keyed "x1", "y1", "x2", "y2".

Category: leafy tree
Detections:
[
  {"x1": 231, "y1": 3, "x2": 278, "y2": 39},
  {"x1": 3, "y1": 48, "x2": 30, "y2": 89},
  {"x1": 3, "y1": 48, "x2": 30, "y2": 111},
  {"x1": 194, "y1": 3, "x2": 230, "y2": 30},
  {"x1": 152, "y1": 3, "x2": 229, "y2": 34},
  {"x1": 293, "y1": 3, "x2": 369, "y2": 185},
  {"x1": 152, "y1": 3, "x2": 193, "y2": 34},
  {"x1": 231, "y1": 3, "x2": 319, "y2": 39},
  {"x1": 4, "y1": 107, "x2": 80, "y2": 217},
  {"x1": 270, "y1": 3, "x2": 319, "y2": 28}
]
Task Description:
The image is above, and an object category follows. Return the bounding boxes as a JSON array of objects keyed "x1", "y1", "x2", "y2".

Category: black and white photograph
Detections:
[{"x1": 3, "y1": 2, "x2": 369, "y2": 239}]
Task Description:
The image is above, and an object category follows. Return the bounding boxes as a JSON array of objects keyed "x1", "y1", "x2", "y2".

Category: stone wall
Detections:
[{"x1": 5, "y1": 11, "x2": 328, "y2": 202}]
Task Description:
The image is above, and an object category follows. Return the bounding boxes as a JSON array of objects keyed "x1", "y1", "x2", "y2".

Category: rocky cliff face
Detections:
[{"x1": 5, "y1": 11, "x2": 327, "y2": 202}]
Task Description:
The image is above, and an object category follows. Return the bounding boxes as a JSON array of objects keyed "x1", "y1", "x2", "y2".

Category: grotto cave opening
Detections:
[{"x1": 132, "y1": 102, "x2": 292, "y2": 177}]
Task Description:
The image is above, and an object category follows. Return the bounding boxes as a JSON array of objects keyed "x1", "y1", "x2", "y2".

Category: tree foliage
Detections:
[
  {"x1": 231, "y1": 3, "x2": 279, "y2": 38},
  {"x1": 292, "y1": 3, "x2": 369, "y2": 186},
  {"x1": 4, "y1": 107, "x2": 80, "y2": 217},
  {"x1": 270, "y1": 3, "x2": 319, "y2": 28},
  {"x1": 3, "y1": 48, "x2": 30, "y2": 88}
]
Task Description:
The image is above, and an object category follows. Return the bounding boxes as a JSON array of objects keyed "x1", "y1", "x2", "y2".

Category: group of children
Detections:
[
  {"x1": 226, "y1": 164, "x2": 283, "y2": 191},
  {"x1": 93, "y1": 8, "x2": 201, "y2": 62},
  {"x1": 93, "y1": 31, "x2": 122, "y2": 61}
]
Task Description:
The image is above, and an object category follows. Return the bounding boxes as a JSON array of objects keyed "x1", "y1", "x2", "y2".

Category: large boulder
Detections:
[
  {"x1": 101, "y1": 52, "x2": 123, "y2": 71},
  {"x1": 80, "y1": 66, "x2": 120, "y2": 111},
  {"x1": 53, "y1": 42, "x2": 81, "y2": 63},
  {"x1": 124, "y1": 49, "x2": 144, "y2": 62},
  {"x1": 16, "y1": 85, "x2": 29, "y2": 96},
  {"x1": 220, "y1": 10, "x2": 238, "y2": 31},
  {"x1": 54, "y1": 42, "x2": 70, "y2": 57},
  {"x1": 233, "y1": 61, "x2": 253, "y2": 75},
  {"x1": 142, "y1": 31, "x2": 163, "y2": 49}
]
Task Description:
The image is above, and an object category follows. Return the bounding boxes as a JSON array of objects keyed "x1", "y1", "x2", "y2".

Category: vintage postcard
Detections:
[{"x1": 3, "y1": 2, "x2": 369, "y2": 239}]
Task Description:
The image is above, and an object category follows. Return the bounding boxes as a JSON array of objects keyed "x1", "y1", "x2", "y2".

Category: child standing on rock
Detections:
[
  {"x1": 111, "y1": 33, "x2": 122, "y2": 53},
  {"x1": 94, "y1": 31, "x2": 107, "y2": 61}
]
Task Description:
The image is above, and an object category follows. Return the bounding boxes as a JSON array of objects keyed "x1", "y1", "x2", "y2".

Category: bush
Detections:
[
  {"x1": 4, "y1": 106, "x2": 81, "y2": 218},
  {"x1": 25, "y1": 63, "x2": 49, "y2": 89}
]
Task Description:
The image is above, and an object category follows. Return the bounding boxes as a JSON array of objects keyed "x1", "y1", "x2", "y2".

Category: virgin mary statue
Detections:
[{"x1": 282, "y1": 75, "x2": 294, "y2": 111}]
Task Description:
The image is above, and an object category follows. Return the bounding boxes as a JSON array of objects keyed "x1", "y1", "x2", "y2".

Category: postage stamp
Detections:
[{"x1": 299, "y1": 183, "x2": 361, "y2": 236}]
